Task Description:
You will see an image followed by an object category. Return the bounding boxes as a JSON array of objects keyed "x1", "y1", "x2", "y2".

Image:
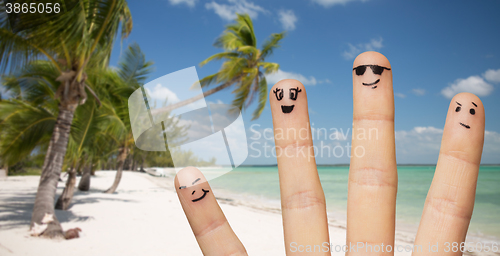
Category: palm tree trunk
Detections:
[
  {"x1": 124, "y1": 155, "x2": 130, "y2": 171},
  {"x1": 90, "y1": 162, "x2": 97, "y2": 175},
  {"x1": 104, "y1": 147, "x2": 128, "y2": 194},
  {"x1": 55, "y1": 167, "x2": 76, "y2": 210},
  {"x1": 78, "y1": 164, "x2": 91, "y2": 191},
  {"x1": 30, "y1": 105, "x2": 75, "y2": 238},
  {"x1": 150, "y1": 76, "x2": 241, "y2": 116},
  {"x1": 0, "y1": 165, "x2": 7, "y2": 179},
  {"x1": 131, "y1": 159, "x2": 136, "y2": 172}
]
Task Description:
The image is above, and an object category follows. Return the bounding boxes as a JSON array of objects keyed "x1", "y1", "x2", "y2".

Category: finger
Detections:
[
  {"x1": 175, "y1": 166, "x2": 247, "y2": 256},
  {"x1": 413, "y1": 93, "x2": 484, "y2": 255},
  {"x1": 270, "y1": 79, "x2": 330, "y2": 255},
  {"x1": 347, "y1": 51, "x2": 397, "y2": 255}
]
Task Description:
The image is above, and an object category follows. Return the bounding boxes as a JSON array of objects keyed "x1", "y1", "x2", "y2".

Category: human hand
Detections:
[{"x1": 174, "y1": 51, "x2": 485, "y2": 255}]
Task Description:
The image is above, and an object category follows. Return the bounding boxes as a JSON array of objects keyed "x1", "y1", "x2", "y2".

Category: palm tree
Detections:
[
  {"x1": 153, "y1": 13, "x2": 285, "y2": 120},
  {"x1": 0, "y1": 61, "x2": 60, "y2": 169},
  {"x1": 0, "y1": 58, "x2": 120, "y2": 209},
  {"x1": 100, "y1": 43, "x2": 190, "y2": 193},
  {"x1": 55, "y1": 94, "x2": 108, "y2": 210},
  {"x1": 0, "y1": 0, "x2": 132, "y2": 238},
  {"x1": 99, "y1": 43, "x2": 153, "y2": 194}
]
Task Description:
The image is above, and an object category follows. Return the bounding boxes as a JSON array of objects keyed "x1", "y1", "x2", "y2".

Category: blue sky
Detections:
[{"x1": 108, "y1": 0, "x2": 500, "y2": 164}]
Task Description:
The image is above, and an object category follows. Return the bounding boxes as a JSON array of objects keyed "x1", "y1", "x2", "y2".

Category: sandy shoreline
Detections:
[{"x1": 0, "y1": 171, "x2": 496, "y2": 255}]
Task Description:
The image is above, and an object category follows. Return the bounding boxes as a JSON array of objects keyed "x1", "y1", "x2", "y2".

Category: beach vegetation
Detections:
[{"x1": 0, "y1": 0, "x2": 133, "y2": 238}]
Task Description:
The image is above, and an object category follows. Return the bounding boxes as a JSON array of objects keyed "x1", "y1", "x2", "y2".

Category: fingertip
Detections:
[
  {"x1": 353, "y1": 51, "x2": 391, "y2": 70},
  {"x1": 352, "y1": 51, "x2": 394, "y2": 119},
  {"x1": 175, "y1": 166, "x2": 208, "y2": 190},
  {"x1": 449, "y1": 92, "x2": 485, "y2": 116},
  {"x1": 446, "y1": 92, "x2": 485, "y2": 128},
  {"x1": 269, "y1": 79, "x2": 306, "y2": 100},
  {"x1": 442, "y1": 93, "x2": 485, "y2": 164},
  {"x1": 269, "y1": 79, "x2": 308, "y2": 117}
]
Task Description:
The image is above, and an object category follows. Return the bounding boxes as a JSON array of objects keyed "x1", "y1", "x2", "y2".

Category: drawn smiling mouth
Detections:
[
  {"x1": 460, "y1": 122, "x2": 471, "y2": 129},
  {"x1": 192, "y1": 189, "x2": 209, "y2": 202},
  {"x1": 362, "y1": 79, "x2": 380, "y2": 89},
  {"x1": 281, "y1": 105, "x2": 295, "y2": 113}
]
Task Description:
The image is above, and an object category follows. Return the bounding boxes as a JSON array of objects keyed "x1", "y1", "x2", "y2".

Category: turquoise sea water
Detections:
[{"x1": 209, "y1": 165, "x2": 500, "y2": 239}]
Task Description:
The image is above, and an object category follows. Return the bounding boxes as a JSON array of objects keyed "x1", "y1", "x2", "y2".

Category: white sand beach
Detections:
[{"x1": 0, "y1": 171, "x2": 495, "y2": 256}]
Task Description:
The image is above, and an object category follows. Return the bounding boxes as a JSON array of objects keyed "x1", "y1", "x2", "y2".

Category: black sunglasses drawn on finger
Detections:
[{"x1": 353, "y1": 64, "x2": 391, "y2": 89}]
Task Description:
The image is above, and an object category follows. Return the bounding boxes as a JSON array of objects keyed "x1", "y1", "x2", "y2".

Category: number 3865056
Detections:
[{"x1": 5, "y1": 3, "x2": 61, "y2": 14}]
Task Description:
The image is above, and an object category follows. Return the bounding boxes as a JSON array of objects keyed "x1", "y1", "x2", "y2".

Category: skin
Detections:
[
  {"x1": 348, "y1": 51, "x2": 397, "y2": 255},
  {"x1": 175, "y1": 167, "x2": 247, "y2": 256},
  {"x1": 413, "y1": 93, "x2": 484, "y2": 256},
  {"x1": 175, "y1": 51, "x2": 485, "y2": 255}
]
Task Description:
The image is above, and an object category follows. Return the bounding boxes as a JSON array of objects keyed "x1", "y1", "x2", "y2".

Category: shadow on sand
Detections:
[{"x1": 0, "y1": 187, "x2": 137, "y2": 231}]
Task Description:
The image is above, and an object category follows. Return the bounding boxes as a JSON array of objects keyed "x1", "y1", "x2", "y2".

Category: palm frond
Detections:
[
  {"x1": 231, "y1": 81, "x2": 251, "y2": 112},
  {"x1": 236, "y1": 46, "x2": 259, "y2": 56},
  {"x1": 2, "y1": 61, "x2": 60, "y2": 107},
  {"x1": 230, "y1": 13, "x2": 256, "y2": 47},
  {"x1": 0, "y1": 100, "x2": 55, "y2": 165},
  {"x1": 252, "y1": 75, "x2": 267, "y2": 120},
  {"x1": 199, "y1": 52, "x2": 239, "y2": 67},
  {"x1": 217, "y1": 57, "x2": 247, "y2": 83},
  {"x1": 0, "y1": 28, "x2": 50, "y2": 73},
  {"x1": 0, "y1": 0, "x2": 132, "y2": 75},
  {"x1": 118, "y1": 43, "x2": 154, "y2": 85},
  {"x1": 214, "y1": 31, "x2": 244, "y2": 50},
  {"x1": 198, "y1": 73, "x2": 219, "y2": 88},
  {"x1": 231, "y1": 69, "x2": 257, "y2": 110},
  {"x1": 258, "y1": 62, "x2": 280, "y2": 74},
  {"x1": 214, "y1": 13, "x2": 256, "y2": 50},
  {"x1": 260, "y1": 32, "x2": 286, "y2": 60}
]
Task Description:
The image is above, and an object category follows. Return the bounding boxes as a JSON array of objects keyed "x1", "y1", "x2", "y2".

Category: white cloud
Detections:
[
  {"x1": 169, "y1": 0, "x2": 197, "y2": 7},
  {"x1": 342, "y1": 37, "x2": 383, "y2": 60},
  {"x1": 413, "y1": 126, "x2": 443, "y2": 134},
  {"x1": 483, "y1": 69, "x2": 500, "y2": 83},
  {"x1": 146, "y1": 83, "x2": 181, "y2": 103},
  {"x1": 395, "y1": 93, "x2": 406, "y2": 98},
  {"x1": 396, "y1": 126, "x2": 500, "y2": 164},
  {"x1": 318, "y1": 79, "x2": 332, "y2": 84},
  {"x1": 205, "y1": 0, "x2": 268, "y2": 21},
  {"x1": 412, "y1": 88, "x2": 426, "y2": 96},
  {"x1": 484, "y1": 131, "x2": 500, "y2": 161},
  {"x1": 311, "y1": 0, "x2": 368, "y2": 8},
  {"x1": 441, "y1": 76, "x2": 494, "y2": 99},
  {"x1": 266, "y1": 69, "x2": 320, "y2": 86},
  {"x1": 395, "y1": 126, "x2": 443, "y2": 163},
  {"x1": 278, "y1": 9, "x2": 297, "y2": 31}
]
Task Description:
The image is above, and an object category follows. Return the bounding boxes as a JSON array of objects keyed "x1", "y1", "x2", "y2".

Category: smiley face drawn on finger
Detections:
[
  {"x1": 455, "y1": 101, "x2": 477, "y2": 129},
  {"x1": 273, "y1": 87, "x2": 302, "y2": 113},
  {"x1": 179, "y1": 177, "x2": 210, "y2": 202},
  {"x1": 353, "y1": 64, "x2": 391, "y2": 89}
]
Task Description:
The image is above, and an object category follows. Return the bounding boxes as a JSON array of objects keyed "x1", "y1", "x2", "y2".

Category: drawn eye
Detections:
[
  {"x1": 372, "y1": 65, "x2": 384, "y2": 75},
  {"x1": 289, "y1": 87, "x2": 302, "y2": 101},
  {"x1": 455, "y1": 106, "x2": 461, "y2": 112},
  {"x1": 273, "y1": 88, "x2": 283, "y2": 101},
  {"x1": 470, "y1": 108, "x2": 475, "y2": 115},
  {"x1": 354, "y1": 66, "x2": 367, "y2": 76}
]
